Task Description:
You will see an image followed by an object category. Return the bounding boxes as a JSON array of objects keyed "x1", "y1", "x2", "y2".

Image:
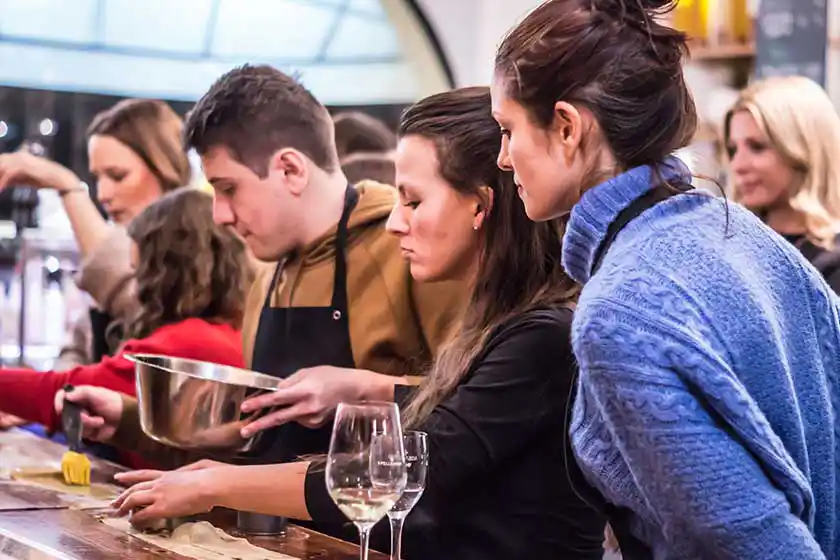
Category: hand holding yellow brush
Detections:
[{"x1": 60, "y1": 384, "x2": 91, "y2": 486}]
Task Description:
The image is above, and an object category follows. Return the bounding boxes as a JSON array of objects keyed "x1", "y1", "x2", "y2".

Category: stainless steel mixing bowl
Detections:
[{"x1": 125, "y1": 353, "x2": 280, "y2": 453}]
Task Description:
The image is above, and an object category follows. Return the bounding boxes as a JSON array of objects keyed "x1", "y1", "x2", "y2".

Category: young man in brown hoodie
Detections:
[{"x1": 64, "y1": 65, "x2": 463, "y2": 469}]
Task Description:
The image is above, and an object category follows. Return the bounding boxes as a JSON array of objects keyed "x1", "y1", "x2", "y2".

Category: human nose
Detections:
[
  {"x1": 729, "y1": 146, "x2": 751, "y2": 176},
  {"x1": 385, "y1": 202, "x2": 409, "y2": 236},
  {"x1": 213, "y1": 196, "x2": 234, "y2": 226},
  {"x1": 95, "y1": 178, "x2": 114, "y2": 205},
  {"x1": 497, "y1": 136, "x2": 513, "y2": 172}
]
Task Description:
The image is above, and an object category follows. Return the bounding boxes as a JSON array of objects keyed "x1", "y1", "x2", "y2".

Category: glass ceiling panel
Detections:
[
  {"x1": 326, "y1": 15, "x2": 400, "y2": 60},
  {"x1": 0, "y1": 0, "x2": 97, "y2": 44},
  {"x1": 348, "y1": 0, "x2": 387, "y2": 17},
  {"x1": 211, "y1": 0, "x2": 337, "y2": 61},
  {"x1": 0, "y1": 0, "x2": 441, "y2": 105},
  {"x1": 101, "y1": 0, "x2": 212, "y2": 55},
  {"x1": 295, "y1": 0, "x2": 346, "y2": 7},
  {"x1": 0, "y1": 42, "x2": 419, "y2": 105}
]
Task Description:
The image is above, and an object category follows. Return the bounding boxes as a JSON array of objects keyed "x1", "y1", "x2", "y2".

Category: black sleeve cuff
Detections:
[
  {"x1": 304, "y1": 462, "x2": 347, "y2": 525},
  {"x1": 394, "y1": 385, "x2": 417, "y2": 409}
]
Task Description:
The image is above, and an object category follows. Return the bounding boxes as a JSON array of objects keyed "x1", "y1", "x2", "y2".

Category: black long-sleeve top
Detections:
[
  {"x1": 782, "y1": 233, "x2": 840, "y2": 294},
  {"x1": 305, "y1": 306, "x2": 607, "y2": 559}
]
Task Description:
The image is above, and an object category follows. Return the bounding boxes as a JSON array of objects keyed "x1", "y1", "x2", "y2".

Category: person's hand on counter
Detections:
[
  {"x1": 112, "y1": 467, "x2": 218, "y2": 527},
  {"x1": 114, "y1": 458, "x2": 228, "y2": 486},
  {"x1": 113, "y1": 461, "x2": 313, "y2": 527},
  {"x1": 0, "y1": 412, "x2": 27, "y2": 430},
  {"x1": 53, "y1": 385, "x2": 123, "y2": 442},
  {"x1": 240, "y1": 366, "x2": 400, "y2": 436}
]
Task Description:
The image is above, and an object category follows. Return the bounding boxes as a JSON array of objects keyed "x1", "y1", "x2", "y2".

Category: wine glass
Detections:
[
  {"x1": 326, "y1": 402, "x2": 407, "y2": 560},
  {"x1": 387, "y1": 431, "x2": 428, "y2": 560}
]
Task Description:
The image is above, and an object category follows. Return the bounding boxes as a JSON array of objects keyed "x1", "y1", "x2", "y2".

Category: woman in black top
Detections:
[{"x1": 109, "y1": 87, "x2": 606, "y2": 559}]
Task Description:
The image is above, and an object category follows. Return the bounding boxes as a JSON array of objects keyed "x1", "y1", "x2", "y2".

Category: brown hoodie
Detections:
[{"x1": 242, "y1": 180, "x2": 464, "y2": 374}]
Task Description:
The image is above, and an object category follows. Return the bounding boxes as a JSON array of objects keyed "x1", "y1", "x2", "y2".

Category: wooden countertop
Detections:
[{"x1": 0, "y1": 428, "x2": 386, "y2": 559}]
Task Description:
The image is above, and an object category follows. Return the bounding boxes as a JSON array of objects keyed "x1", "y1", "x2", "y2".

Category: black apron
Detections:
[
  {"x1": 248, "y1": 185, "x2": 359, "y2": 464},
  {"x1": 86, "y1": 309, "x2": 124, "y2": 463},
  {"x1": 89, "y1": 308, "x2": 120, "y2": 363},
  {"x1": 576, "y1": 183, "x2": 692, "y2": 560}
]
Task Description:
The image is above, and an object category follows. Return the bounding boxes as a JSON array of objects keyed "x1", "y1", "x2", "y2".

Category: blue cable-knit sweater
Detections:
[{"x1": 564, "y1": 157, "x2": 839, "y2": 559}]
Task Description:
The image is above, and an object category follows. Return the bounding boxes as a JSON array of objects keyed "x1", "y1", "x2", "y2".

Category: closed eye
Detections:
[{"x1": 747, "y1": 140, "x2": 766, "y2": 152}]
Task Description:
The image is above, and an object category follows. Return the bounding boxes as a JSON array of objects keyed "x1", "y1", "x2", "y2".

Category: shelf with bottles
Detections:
[
  {"x1": 689, "y1": 39, "x2": 755, "y2": 61},
  {"x1": 663, "y1": 0, "x2": 755, "y2": 62},
  {"x1": 690, "y1": 36, "x2": 840, "y2": 61}
]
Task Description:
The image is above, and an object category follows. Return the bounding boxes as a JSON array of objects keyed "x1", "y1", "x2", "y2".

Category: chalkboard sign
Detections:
[{"x1": 755, "y1": 0, "x2": 829, "y2": 86}]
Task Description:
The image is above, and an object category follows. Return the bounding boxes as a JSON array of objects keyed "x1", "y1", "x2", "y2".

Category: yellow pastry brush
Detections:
[{"x1": 60, "y1": 384, "x2": 91, "y2": 486}]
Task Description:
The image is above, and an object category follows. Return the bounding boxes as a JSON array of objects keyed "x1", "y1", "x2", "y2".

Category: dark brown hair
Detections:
[
  {"x1": 340, "y1": 151, "x2": 396, "y2": 185},
  {"x1": 125, "y1": 188, "x2": 252, "y2": 340},
  {"x1": 399, "y1": 86, "x2": 578, "y2": 425},
  {"x1": 88, "y1": 99, "x2": 191, "y2": 191},
  {"x1": 184, "y1": 64, "x2": 338, "y2": 177},
  {"x1": 333, "y1": 111, "x2": 396, "y2": 159},
  {"x1": 495, "y1": 0, "x2": 696, "y2": 170}
]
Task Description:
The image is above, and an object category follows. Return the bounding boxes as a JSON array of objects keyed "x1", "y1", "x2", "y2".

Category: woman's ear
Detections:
[
  {"x1": 478, "y1": 185, "x2": 494, "y2": 216},
  {"x1": 473, "y1": 186, "x2": 494, "y2": 231},
  {"x1": 552, "y1": 101, "x2": 584, "y2": 162}
]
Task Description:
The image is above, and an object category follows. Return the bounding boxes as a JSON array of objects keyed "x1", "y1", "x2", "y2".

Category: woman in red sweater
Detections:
[{"x1": 0, "y1": 188, "x2": 250, "y2": 463}]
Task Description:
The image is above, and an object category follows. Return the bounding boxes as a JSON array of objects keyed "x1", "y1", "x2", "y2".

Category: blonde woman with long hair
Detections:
[
  {"x1": 725, "y1": 76, "x2": 840, "y2": 291},
  {"x1": 0, "y1": 99, "x2": 192, "y2": 370}
]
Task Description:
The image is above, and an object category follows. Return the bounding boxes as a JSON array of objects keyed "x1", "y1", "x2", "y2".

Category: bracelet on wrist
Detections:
[{"x1": 58, "y1": 182, "x2": 89, "y2": 198}]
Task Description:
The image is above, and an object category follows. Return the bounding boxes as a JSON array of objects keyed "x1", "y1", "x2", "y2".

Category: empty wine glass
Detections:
[
  {"x1": 388, "y1": 431, "x2": 428, "y2": 560},
  {"x1": 326, "y1": 402, "x2": 407, "y2": 560}
]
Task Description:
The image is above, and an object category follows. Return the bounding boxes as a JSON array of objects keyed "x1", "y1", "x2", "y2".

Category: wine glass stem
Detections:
[
  {"x1": 358, "y1": 524, "x2": 371, "y2": 560},
  {"x1": 389, "y1": 515, "x2": 405, "y2": 560}
]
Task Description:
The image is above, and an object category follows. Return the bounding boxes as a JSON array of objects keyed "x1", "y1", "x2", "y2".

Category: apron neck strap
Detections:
[
  {"x1": 265, "y1": 184, "x2": 360, "y2": 309},
  {"x1": 331, "y1": 185, "x2": 359, "y2": 310},
  {"x1": 590, "y1": 183, "x2": 692, "y2": 277}
]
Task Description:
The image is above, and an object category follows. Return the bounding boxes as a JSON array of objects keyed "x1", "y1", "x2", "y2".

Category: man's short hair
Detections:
[{"x1": 184, "y1": 64, "x2": 338, "y2": 176}]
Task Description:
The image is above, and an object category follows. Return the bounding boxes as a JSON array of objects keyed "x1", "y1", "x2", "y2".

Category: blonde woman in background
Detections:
[
  {"x1": 725, "y1": 76, "x2": 840, "y2": 292},
  {"x1": 0, "y1": 99, "x2": 191, "y2": 373}
]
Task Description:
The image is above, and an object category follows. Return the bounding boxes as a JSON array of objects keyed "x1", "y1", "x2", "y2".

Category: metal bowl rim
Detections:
[{"x1": 124, "y1": 352, "x2": 279, "y2": 391}]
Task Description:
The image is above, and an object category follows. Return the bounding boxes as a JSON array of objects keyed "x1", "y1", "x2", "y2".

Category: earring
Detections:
[{"x1": 473, "y1": 205, "x2": 484, "y2": 231}]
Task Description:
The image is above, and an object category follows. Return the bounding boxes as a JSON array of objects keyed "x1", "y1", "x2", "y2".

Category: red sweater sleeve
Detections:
[
  {"x1": 0, "y1": 353, "x2": 137, "y2": 432},
  {"x1": 0, "y1": 319, "x2": 244, "y2": 433}
]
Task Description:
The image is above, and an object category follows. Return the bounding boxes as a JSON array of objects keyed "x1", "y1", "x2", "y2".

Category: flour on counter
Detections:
[{"x1": 100, "y1": 518, "x2": 299, "y2": 560}]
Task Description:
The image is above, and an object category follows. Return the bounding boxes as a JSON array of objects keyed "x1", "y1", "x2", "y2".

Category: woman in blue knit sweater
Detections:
[{"x1": 491, "y1": 1, "x2": 838, "y2": 558}]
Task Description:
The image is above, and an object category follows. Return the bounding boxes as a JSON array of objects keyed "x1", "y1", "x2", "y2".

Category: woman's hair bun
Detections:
[
  {"x1": 639, "y1": 0, "x2": 677, "y2": 11},
  {"x1": 596, "y1": 0, "x2": 677, "y2": 15}
]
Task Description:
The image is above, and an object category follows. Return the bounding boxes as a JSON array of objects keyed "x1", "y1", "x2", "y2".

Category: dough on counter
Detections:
[{"x1": 101, "y1": 518, "x2": 299, "y2": 560}]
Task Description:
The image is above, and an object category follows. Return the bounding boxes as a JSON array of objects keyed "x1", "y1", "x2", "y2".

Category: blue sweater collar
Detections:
[{"x1": 562, "y1": 156, "x2": 691, "y2": 284}]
